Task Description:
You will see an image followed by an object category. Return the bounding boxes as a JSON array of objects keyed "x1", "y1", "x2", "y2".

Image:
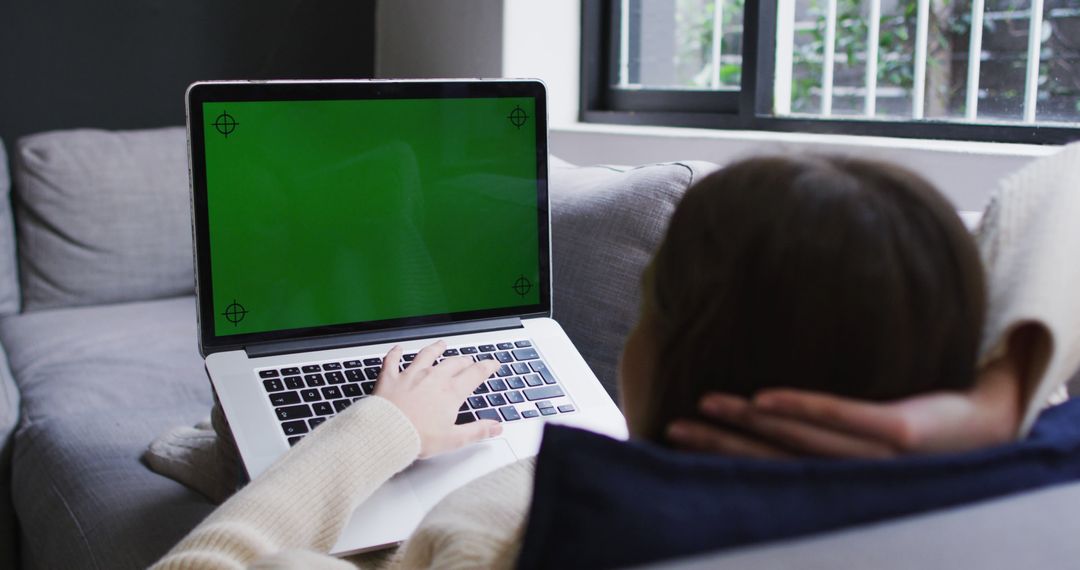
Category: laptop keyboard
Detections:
[{"x1": 257, "y1": 340, "x2": 576, "y2": 446}]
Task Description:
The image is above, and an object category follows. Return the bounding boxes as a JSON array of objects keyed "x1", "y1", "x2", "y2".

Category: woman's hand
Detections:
[
  {"x1": 374, "y1": 341, "x2": 503, "y2": 458},
  {"x1": 665, "y1": 325, "x2": 1044, "y2": 459}
]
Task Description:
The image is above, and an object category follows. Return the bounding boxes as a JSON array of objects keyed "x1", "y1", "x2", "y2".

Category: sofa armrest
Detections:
[{"x1": 0, "y1": 340, "x2": 19, "y2": 569}]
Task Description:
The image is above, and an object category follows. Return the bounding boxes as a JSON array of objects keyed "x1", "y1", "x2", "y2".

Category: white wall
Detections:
[
  {"x1": 502, "y1": 0, "x2": 581, "y2": 128},
  {"x1": 379, "y1": 0, "x2": 1061, "y2": 210}
]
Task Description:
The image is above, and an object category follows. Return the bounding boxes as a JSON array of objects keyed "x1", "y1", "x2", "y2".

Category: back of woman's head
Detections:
[{"x1": 639, "y1": 155, "x2": 986, "y2": 441}]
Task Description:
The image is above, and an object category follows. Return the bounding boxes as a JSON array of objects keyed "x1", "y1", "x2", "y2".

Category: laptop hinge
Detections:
[{"x1": 244, "y1": 317, "x2": 525, "y2": 359}]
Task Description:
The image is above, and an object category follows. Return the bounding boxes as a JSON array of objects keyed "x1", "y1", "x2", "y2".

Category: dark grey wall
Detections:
[{"x1": 0, "y1": 0, "x2": 376, "y2": 146}]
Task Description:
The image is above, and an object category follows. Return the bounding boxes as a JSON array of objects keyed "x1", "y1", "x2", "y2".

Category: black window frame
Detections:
[{"x1": 580, "y1": 0, "x2": 1080, "y2": 145}]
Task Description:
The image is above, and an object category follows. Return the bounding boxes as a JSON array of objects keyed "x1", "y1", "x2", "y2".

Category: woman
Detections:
[{"x1": 152, "y1": 155, "x2": 1049, "y2": 569}]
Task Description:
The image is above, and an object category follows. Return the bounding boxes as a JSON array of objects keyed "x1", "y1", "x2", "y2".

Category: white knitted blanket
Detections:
[{"x1": 976, "y1": 142, "x2": 1080, "y2": 434}]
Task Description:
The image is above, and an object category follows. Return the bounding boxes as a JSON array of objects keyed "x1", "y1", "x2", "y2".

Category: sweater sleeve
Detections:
[
  {"x1": 152, "y1": 396, "x2": 421, "y2": 570},
  {"x1": 975, "y1": 142, "x2": 1080, "y2": 435}
]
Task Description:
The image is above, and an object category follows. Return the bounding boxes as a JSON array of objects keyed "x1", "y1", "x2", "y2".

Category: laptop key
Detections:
[
  {"x1": 524, "y1": 374, "x2": 543, "y2": 387},
  {"x1": 459, "y1": 401, "x2": 469, "y2": 412},
  {"x1": 304, "y1": 374, "x2": 325, "y2": 387},
  {"x1": 496, "y1": 342, "x2": 514, "y2": 350},
  {"x1": 269, "y1": 392, "x2": 301, "y2": 406},
  {"x1": 487, "y1": 393, "x2": 507, "y2": 407},
  {"x1": 476, "y1": 409, "x2": 502, "y2": 422},
  {"x1": 467, "y1": 396, "x2": 488, "y2": 409},
  {"x1": 288, "y1": 436, "x2": 303, "y2": 446},
  {"x1": 479, "y1": 344, "x2": 496, "y2": 352},
  {"x1": 558, "y1": 404, "x2": 576, "y2": 413},
  {"x1": 282, "y1": 420, "x2": 308, "y2": 436},
  {"x1": 460, "y1": 346, "x2": 479, "y2": 355},
  {"x1": 345, "y1": 369, "x2": 364, "y2": 381},
  {"x1": 403, "y1": 353, "x2": 417, "y2": 361},
  {"x1": 530, "y1": 361, "x2": 557, "y2": 384},
  {"x1": 496, "y1": 364, "x2": 513, "y2": 377},
  {"x1": 522, "y1": 409, "x2": 540, "y2": 418},
  {"x1": 363, "y1": 357, "x2": 382, "y2": 366},
  {"x1": 302, "y1": 365, "x2": 321, "y2": 373},
  {"x1": 507, "y1": 376, "x2": 526, "y2": 389},
  {"x1": 300, "y1": 389, "x2": 321, "y2": 402},
  {"x1": 539, "y1": 407, "x2": 557, "y2": 416},
  {"x1": 488, "y1": 379, "x2": 508, "y2": 392},
  {"x1": 263, "y1": 378, "x2": 284, "y2": 392},
  {"x1": 309, "y1": 417, "x2": 327, "y2": 429},
  {"x1": 512, "y1": 348, "x2": 539, "y2": 361},
  {"x1": 473, "y1": 383, "x2": 490, "y2": 394},
  {"x1": 499, "y1": 406, "x2": 521, "y2": 421},
  {"x1": 537, "y1": 400, "x2": 554, "y2": 409},
  {"x1": 325, "y1": 371, "x2": 345, "y2": 384},
  {"x1": 313, "y1": 402, "x2": 334, "y2": 416},
  {"x1": 343, "y1": 384, "x2": 363, "y2": 397},
  {"x1": 321, "y1": 386, "x2": 342, "y2": 400},
  {"x1": 506, "y1": 390, "x2": 525, "y2": 404},
  {"x1": 259, "y1": 369, "x2": 280, "y2": 378},
  {"x1": 514, "y1": 340, "x2": 532, "y2": 348},
  {"x1": 495, "y1": 351, "x2": 513, "y2": 363},
  {"x1": 281, "y1": 367, "x2": 301, "y2": 375},
  {"x1": 361, "y1": 381, "x2": 376, "y2": 395},
  {"x1": 476, "y1": 353, "x2": 495, "y2": 361},
  {"x1": 276, "y1": 405, "x2": 313, "y2": 421},
  {"x1": 524, "y1": 386, "x2": 564, "y2": 401},
  {"x1": 284, "y1": 376, "x2": 304, "y2": 389},
  {"x1": 443, "y1": 348, "x2": 460, "y2": 357},
  {"x1": 322, "y1": 362, "x2": 342, "y2": 370},
  {"x1": 456, "y1": 412, "x2": 476, "y2": 425},
  {"x1": 333, "y1": 399, "x2": 352, "y2": 413},
  {"x1": 511, "y1": 362, "x2": 530, "y2": 375},
  {"x1": 364, "y1": 367, "x2": 380, "y2": 380},
  {"x1": 343, "y1": 360, "x2": 363, "y2": 369}
]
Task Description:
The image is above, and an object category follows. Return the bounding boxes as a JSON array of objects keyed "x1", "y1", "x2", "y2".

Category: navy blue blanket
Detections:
[{"x1": 517, "y1": 398, "x2": 1080, "y2": 570}]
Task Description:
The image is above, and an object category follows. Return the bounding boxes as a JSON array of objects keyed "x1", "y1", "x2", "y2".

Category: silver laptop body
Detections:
[{"x1": 185, "y1": 79, "x2": 627, "y2": 555}]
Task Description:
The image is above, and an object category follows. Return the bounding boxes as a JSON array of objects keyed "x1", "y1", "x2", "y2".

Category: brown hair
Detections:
[{"x1": 639, "y1": 155, "x2": 986, "y2": 442}]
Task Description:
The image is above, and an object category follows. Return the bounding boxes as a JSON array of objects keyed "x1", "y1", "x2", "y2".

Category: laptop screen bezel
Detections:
[{"x1": 186, "y1": 80, "x2": 551, "y2": 356}]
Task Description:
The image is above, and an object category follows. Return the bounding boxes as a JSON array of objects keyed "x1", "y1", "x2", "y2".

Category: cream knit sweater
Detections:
[
  {"x1": 152, "y1": 143, "x2": 1080, "y2": 570},
  {"x1": 974, "y1": 142, "x2": 1080, "y2": 433},
  {"x1": 152, "y1": 396, "x2": 534, "y2": 570}
]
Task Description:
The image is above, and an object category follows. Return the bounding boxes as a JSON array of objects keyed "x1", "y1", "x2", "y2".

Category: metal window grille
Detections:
[{"x1": 773, "y1": 0, "x2": 1062, "y2": 124}]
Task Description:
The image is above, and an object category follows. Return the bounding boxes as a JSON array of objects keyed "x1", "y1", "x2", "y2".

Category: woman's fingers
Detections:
[
  {"x1": 378, "y1": 345, "x2": 404, "y2": 382},
  {"x1": 434, "y1": 355, "x2": 473, "y2": 376},
  {"x1": 449, "y1": 420, "x2": 503, "y2": 448},
  {"x1": 453, "y1": 360, "x2": 501, "y2": 398},
  {"x1": 733, "y1": 411, "x2": 897, "y2": 458},
  {"x1": 686, "y1": 394, "x2": 898, "y2": 458},
  {"x1": 666, "y1": 420, "x2": 791, "y2": 459},
  {"x1": 408, "y1": 340, "x2": 447, "y2": 372},
  {"x1": 748, "y1": 390, "x2": 912, "y2": 447}
]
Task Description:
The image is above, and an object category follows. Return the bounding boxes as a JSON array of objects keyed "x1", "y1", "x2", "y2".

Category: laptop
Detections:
[{"x1": 184, "y1": 79, "x2": 628, "y2": 554}]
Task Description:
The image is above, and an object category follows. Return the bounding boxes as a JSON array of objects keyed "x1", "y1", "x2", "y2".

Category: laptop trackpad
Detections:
[{"x1": 408, "y1": 438, "x2": 518, "y2": 509}]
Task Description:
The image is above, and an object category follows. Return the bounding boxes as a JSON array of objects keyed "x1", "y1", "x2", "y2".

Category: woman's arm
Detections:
[
  {"x1": 152, "y1": 342, "x2": 500, "y2": 570},
  {"x1": 666, "y1": 324, "x2": 1048, "y2": 458}
]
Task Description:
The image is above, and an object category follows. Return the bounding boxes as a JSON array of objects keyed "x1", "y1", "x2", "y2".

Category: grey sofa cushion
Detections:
[
  {"x1": 12, "y1": 128, "x2": 193, "y2": 311},
  {"x1": 0, "y1": 138, "x2": 18, "y2": 315},
  {"x1": 550, "y1": 160, "x2": 719, "y2": 399},
  {"x1": 1, "y1": 297, "x2": 214, "y2": 569}
]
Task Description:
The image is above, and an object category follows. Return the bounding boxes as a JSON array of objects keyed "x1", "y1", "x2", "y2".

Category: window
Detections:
[{"x1": 580, "y1": 0, "x2": 1080, "y2": 143}]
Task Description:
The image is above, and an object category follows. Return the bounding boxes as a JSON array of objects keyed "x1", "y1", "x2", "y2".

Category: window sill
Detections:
[
  {"x1": 549, "y1": 122, "x2": 1060, "y2": 211},
  {"x1": 553, "y1": 121, "x2": 1059, "y2": 158}
]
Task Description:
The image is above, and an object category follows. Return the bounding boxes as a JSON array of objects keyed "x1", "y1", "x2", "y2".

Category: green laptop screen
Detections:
[{"x1": 202, "y1": 97, "x2": 541, "y2": 337}]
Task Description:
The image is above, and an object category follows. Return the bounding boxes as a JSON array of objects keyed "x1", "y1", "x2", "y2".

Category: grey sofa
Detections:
[{"x1": 1, "y1": 127, "x2": 1078, "y2": 570}]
